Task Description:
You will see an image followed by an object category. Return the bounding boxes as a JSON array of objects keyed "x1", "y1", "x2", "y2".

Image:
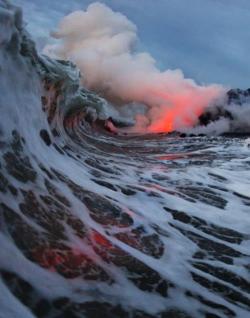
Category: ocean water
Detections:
[{"x1": 0, "y1": 1, "x2": 250, "y2": 318}]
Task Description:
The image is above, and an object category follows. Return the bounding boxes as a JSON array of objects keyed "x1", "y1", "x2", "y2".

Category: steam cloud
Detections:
[{"x1": 45, "y1": 2, "x2": 226, "y2": 133}]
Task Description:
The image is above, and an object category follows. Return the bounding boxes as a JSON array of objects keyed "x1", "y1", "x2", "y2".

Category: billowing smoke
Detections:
[
  {"x1": 191, "y1": 90, "x2": 250, "y2": 135},
  {"x1": 44, "y1": 2, "x2": 226, "y2": 133}
]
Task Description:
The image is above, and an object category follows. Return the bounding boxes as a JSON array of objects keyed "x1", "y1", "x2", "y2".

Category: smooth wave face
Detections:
[{"x1": 0, "y1": 2, "x2": 250, "y2": 318}]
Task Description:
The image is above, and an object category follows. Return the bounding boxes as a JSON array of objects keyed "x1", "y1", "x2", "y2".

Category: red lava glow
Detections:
[
  {"x1": 148, "y1": 101, "x2": 202, "y2": 133},
  {"x1": 143, "y1": 87, "x2": 222, "y2": 133}
]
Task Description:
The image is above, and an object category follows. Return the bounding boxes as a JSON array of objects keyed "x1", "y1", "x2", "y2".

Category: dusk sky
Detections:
[{"x1": 14, "y1": 0, "x2": 250, "y2": 88}]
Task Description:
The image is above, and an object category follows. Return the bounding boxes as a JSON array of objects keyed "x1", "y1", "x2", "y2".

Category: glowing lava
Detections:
[{"x1": 144, "y1": 86, "x2": 224, "y2": 133}]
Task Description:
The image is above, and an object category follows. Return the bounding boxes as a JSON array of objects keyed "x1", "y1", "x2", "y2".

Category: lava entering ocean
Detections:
[{"x1": 44, "y1": 2, "x2": 226, "y2": 133}]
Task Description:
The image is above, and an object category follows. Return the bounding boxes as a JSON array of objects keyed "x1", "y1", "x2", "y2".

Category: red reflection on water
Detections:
[
  {"x1": 156, "y1": 153, "x2": 190, "y2": 160},
  {"x1": 92, "y1": 232, "x2": 113, "y2": 249},
  {"x1": 32, "y1": 247, "x2": 65, "y2": 270}
]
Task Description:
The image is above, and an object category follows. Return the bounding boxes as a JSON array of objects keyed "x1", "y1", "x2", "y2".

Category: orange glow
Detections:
[{"x1": 139, "y1": 86, "x2": 222, "y2": 133}]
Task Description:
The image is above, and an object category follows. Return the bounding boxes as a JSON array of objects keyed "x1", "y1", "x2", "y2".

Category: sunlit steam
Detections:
[{"x1": 44, "y1": 2, "x2": 226, "y2": 133}]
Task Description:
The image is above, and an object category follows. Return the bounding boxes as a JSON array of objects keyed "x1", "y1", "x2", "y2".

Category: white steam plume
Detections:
[{"x1": 44, "y1": 2, "x2": 226, "y2": 133}]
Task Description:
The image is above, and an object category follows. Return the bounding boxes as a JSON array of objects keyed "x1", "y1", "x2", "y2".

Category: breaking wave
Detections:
[{"x1": 0, "y1": 1, "x2": 250, "y2": 318}]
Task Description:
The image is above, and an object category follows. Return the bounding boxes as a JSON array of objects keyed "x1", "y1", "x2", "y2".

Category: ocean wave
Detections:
[{"x1": 0, "y1": 1, "x2": 250, "y2": 318}]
